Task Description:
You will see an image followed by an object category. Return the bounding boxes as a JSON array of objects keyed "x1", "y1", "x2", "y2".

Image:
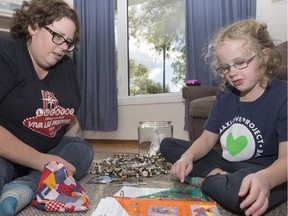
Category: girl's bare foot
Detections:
[
  {"x1": 184, "y1": 168, "x2": 228, "y2": 187},
  {"x1": 198, "y1": 177, "x2": 204, "y2": 187},
  {"x1": 207, "y1": 168, "x2": 228, "y2": 177}
]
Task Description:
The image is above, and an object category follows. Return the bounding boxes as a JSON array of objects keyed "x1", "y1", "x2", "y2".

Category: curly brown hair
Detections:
[
  {"x1": 205, "y1": 19, "x2": 282, "y2": 90},
  {"x1": 10, "y1": 0, "x2": 80, "y2": 50}
]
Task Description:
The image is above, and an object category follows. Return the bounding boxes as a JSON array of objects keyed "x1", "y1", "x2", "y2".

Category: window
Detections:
[
  {"x1": 116, "y1": 0, "x2": 186, "y2": 97},
  {"x1": 0, "y1": 0, "x2": 21, "y2": 11}
]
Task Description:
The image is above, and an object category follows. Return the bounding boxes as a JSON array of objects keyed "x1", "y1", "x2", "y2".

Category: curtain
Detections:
[
  {"x1": 73, "y1": 0, "x2": 118, "y2": 131},
  {"x1": 184, "y1": 0, "x2": 256, "y2": 130}
]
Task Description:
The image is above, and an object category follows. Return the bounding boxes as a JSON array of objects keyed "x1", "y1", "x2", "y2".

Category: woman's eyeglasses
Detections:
[
  {"x1": 44, "y1": 26, "x2": 75, "y2": 52},
  {"x1": 217, "y1": 55, "x2": 256, "y2": 75}
]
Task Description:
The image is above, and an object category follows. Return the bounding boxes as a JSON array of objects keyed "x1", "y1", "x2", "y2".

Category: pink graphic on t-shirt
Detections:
[{"x1": 23, "y1": 90, "x2": 75, "y2": 138}]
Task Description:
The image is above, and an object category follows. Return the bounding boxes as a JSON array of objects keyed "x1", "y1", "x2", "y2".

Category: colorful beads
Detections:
[{"x1": 89, "y1": 153, "x2": 172, "y2": 179}]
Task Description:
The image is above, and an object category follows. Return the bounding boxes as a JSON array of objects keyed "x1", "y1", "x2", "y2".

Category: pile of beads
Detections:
[{"x1": 89, "y1": 153, "x2": 172, "y2": 179}]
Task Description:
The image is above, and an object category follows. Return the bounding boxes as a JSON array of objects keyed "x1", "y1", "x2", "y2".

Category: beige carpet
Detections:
[{"x1": 17, "y1": 151, "x2": 287, "y2": 216}]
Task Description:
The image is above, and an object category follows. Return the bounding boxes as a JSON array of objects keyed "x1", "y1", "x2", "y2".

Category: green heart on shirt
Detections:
[{"x1": 226, "y1": 133, "x2": 248, "y2": 156}]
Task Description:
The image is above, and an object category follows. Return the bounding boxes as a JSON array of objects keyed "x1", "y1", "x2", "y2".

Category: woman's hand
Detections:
[
  {"x1": 171, "y1": 155, "x2": 193, "y2": 183},
  {"x1": 36, "y1": 153, "x2": 76, "y2": 174},
  {"x1": 239, "y1": 172, "x2": 270, "y2": 216}
]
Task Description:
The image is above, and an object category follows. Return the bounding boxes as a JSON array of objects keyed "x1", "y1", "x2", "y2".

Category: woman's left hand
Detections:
[{"x1": 239, "y1": 172, "x2": 270, "y2": 216}]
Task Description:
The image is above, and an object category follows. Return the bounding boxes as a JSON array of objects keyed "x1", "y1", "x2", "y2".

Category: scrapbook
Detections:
[
  {"x1": 114, "y1": 197, "x2": 220, "y2": 216},
  {"x1": 92, "y1": 186, "x2": 221, "y2": 216}
]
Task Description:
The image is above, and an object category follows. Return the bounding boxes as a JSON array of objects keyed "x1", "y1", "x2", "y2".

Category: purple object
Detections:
[{"x1": 186, "y1": 79, "x2": 201, "y2": 86}]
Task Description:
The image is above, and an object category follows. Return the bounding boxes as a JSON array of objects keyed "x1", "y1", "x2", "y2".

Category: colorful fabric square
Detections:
[{"x1": 31, "y1": 160, "x2": 89, "y2": 212}]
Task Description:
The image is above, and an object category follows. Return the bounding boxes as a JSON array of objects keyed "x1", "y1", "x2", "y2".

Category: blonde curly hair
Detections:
[{"x1": 205, "y1": 19, "x2": 282, "y2": 91}]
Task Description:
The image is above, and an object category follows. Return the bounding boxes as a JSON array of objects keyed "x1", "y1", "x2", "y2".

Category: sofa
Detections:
[{"x1": 183, "y1": 41, "x2": 287, "y2": 141}]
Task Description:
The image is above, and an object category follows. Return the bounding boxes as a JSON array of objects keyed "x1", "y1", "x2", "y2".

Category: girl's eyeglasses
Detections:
[{"x1": 217, "y1": 55, "x2": 256, "y2": 75}]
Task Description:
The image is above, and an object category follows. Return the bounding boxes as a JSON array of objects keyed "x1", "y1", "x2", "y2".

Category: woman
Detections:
[{"x1": 0, "y1": 0, "x2": 94, "y2": 215}]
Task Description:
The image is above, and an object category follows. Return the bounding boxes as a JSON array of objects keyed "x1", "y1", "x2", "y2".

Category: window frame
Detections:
[{"x1": 116, "y1": 0, "x2": 182, "y2": 105}]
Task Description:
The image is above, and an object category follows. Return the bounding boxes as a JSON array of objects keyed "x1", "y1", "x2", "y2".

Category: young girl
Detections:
[{"x1": 160, "y1": 19, "x2": 287, "y2": 215}]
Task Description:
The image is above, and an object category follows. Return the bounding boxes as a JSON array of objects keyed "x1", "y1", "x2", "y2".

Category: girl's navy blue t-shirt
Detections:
[{"x1": 205, "y1": 79, "x2": 287, "y2": 166}]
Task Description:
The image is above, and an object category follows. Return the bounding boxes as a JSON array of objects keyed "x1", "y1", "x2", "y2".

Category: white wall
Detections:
[
  {"x1": 82, "y1": 1, "x2": 287, "y2": 141},
  {"x1": 83, "y1": 94, "x2": 189, "y2": 140},
  {"x1": 65, "y1": 0, "x2": 73, "y2": 7},
  {"x1": 256, "y1": 0, "x2": 287, "y2": 43}
]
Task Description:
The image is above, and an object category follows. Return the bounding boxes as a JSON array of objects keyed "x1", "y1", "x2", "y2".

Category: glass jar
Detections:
[{"x1": 138, "y1": 121, "x2": 173, "y2": 155}]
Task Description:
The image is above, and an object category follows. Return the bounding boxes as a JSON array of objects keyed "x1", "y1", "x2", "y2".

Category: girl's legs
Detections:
[
  {"x1": 202, "y1": 167, "x2": 287, "y2": 213},
  {"x1": 160, "y1": 137, "x2": 228, "y2": 177},
  {"x1": 160, "y1": 137, "x2": 287, "y2": 213},
  {"x1": 0, "y1": 136, "x2": 94, "y2": 215},
  {"x1": 160, "y1": 137, "x2": 192, "y2": 164}
]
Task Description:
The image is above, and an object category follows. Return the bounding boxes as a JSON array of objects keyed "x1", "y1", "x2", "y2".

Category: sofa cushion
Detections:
[{"x1": 189, "y1": 96, "x2": 216, "y2": 118}]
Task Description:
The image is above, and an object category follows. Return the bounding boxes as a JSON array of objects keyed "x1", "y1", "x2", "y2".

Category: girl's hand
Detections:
[
  {"x1": 169, "y1": 130, "x2": 218, "y2": 183},
  {"x1": 171, "y1": 155, "x2": 193, "y2": 183},
  {"x1": 239, "y1": 173, "x2": 270, "y2": 216}
]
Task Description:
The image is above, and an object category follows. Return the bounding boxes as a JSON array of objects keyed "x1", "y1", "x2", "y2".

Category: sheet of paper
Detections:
[
  {"x1": 114, "y1": 186, "x2": 169, "y2": 197},
  {"x1": 92, "y1": 197, "x2": 129, "y2": 216},
  {"x1": 93, "y1": 187, "x2": 168, "y2": 216}
]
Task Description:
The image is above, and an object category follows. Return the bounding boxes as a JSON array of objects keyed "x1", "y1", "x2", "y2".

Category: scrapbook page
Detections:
[
  {"x1": 114, "y1": 197, "x2": 220, "y2": 216},
  {"x1": 92, "y1": 186, "x2": 221, "y2": 216},
  {"x1": 138, "y1": 187, "x2": 209, "y2": 201}
]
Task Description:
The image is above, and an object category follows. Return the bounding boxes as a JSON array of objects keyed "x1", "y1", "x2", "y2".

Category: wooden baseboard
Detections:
[{"x1": 85, "y1": 139, "x2": 138, "y2": 146}]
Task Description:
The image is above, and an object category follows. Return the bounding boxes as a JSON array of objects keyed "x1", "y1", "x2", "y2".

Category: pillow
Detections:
[
  {"x1": 31, "y1": 160, "x2": 89, "y2": 212},
  {"x1": 189, "y1": 96, "x2": 216, "y2": 118}
]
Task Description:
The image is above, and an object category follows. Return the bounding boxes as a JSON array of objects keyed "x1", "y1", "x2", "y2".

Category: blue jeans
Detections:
[
  {"x1": 0, "y1": 136, "x2": 94, "y2": 194},
  {"x1": 160, "y1": 137, "x2": 287, "y2": 213}
]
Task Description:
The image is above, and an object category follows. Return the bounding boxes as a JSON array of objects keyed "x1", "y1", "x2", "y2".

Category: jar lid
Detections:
[{"x1": 139, "y1": 121, "x2": 172, "y2": 128}]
